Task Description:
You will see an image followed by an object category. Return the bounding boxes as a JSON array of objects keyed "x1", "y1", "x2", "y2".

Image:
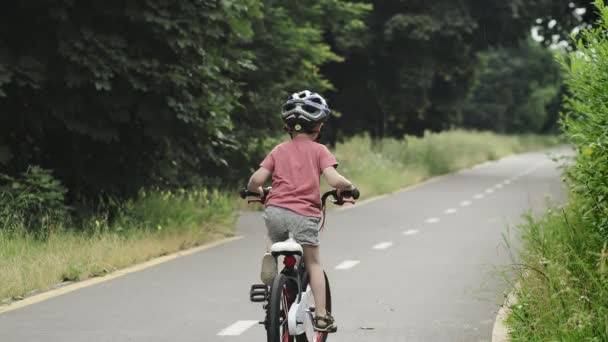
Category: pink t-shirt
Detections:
[{"x1": 260, "y1": 139, "x2": 338, "y2": 217}]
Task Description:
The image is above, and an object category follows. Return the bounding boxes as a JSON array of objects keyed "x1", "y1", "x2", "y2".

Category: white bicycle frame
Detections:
[{"x1": 287, "y1": 284, "x2": 317, "y2": 340}]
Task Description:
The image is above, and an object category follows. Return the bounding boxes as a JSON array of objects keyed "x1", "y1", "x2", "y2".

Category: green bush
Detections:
[
  {"x1": 560, "y1": 0, "x2": 608, "y2": 238},
  {"x1": 0, "y1": 166, "x2": 67, "y2": 237},
  {"x1": 508, "y1": 199, "x2": 608, "y2": 341},
  {"x1": 507, "y1": 1, "x2": 608, "y2": 340}
]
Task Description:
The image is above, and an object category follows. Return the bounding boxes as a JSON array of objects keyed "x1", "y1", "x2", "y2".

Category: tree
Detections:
[
  {"x1": 461, "y1": 40, "x2": 562, "y2": 134},
  {"x1": 324, "y1": 0, "x2": 569, "y2": 138}
]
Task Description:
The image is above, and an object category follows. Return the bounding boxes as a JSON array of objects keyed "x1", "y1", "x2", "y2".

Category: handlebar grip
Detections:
[
  {"x1": 341, "y1": 188, "x2": 360, "y2": 200},
  {"x1": 240, "y1": 189, "x2": 262, "y2": 199}
]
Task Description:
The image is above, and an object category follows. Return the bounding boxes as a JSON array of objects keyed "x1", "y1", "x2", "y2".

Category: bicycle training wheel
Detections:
[
  {"x1": 268, "y1": 273, "x2": 298, "y2": 342},
  {"x1": 296, "y1": 271, "x2": 332, "y2": 342}
]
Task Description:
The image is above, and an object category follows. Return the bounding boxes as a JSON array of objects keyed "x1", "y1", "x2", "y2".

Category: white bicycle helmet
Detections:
[{"x1": 281, "y1": 90, "x2": 330, "y2": 133}]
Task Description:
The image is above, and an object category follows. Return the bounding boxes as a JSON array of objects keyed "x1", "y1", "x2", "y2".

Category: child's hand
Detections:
[{"x1": 337, "y1": 185, "x2": 355, "y2": 198}]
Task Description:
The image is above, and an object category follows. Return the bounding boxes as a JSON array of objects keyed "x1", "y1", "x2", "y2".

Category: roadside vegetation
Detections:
[
  {"x1": 507, "y1": 1, "x2": 608, "y2": 340},
  {"x1": 0, "y1": 180, "x2": 236, "y2": 300},
  {"x1": 336, "y1": 131, "x2": 559, "y2": 198}
]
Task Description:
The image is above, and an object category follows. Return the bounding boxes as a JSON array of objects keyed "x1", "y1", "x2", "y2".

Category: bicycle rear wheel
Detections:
[
  {"x1": 268, "y1": 273, "x2": 298, "y2": 342},
  {"x1": 296, "y1": 271, "x2": 332, "y2": 342}
]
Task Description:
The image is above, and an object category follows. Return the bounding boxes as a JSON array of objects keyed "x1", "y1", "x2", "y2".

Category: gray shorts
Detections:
[{"x1": 263, "y1": 206, "x2": 322, "y2": 246}]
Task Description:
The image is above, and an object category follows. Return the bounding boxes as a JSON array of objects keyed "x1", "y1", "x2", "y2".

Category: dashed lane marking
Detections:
[
  {"x1": 474, "y1": 194, "x2": 484, "y2": 199},
  {"x1": 425, "y1": 217, "x2": 440, "y2": 224},
  {"x1": 335, "y1": 260, "x2": 360, "y2": 270},
  {"x1": 495, "y1": 184, "x2": 504, "y2": 189},
  {"x1": 444, "y1": 208, "x2": 457, "y2": 214},
  {"x1": 504, "y1": 180, "x2": 511, "y2": 185},
  {"x1": 460, "y1": 200, "x2": 472, "y2": 207},
  {"x1": 485, "y1": 188, "x2": 495, "y2": 194},
  {"x1": 403, "y1": 229, "x2": 419, "y2": 236},
  {"x1": 372, "y1": 241, "x2": 393, "y2": 250},
  {"x1": 217, "y1": 320, "x2": 259, "y2": 336}
]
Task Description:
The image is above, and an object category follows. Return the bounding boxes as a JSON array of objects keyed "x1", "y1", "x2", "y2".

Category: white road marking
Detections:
[
  {"x1": 495, "y1": 184, "x2": 503, "y2": 189},
  {"x1": 372, "y1": 241, "x2": 393, "y2": 250},
  {"x1": 335, "y1": 260, "x2": 360, "y2": 270},
  {"x1": 474, "y1": 193, "x2": 484, "y2": 199},
  {"x1": 485, "y1": 188, "x2": 494, "y2": 193},
  {"x1": 503, "y1": 180, "x2": 511, "y2": 185},
  {"x1": 425, "y1": 217, "x2": 440, "y2": 224},
  {"x1": 460, "y1": 200, "x2": 472, "y2": 207},
  {"x1": 217, "y1": 320, "x2": 258, "y2": 336},
  {"x1": 444, "y1": 208, "x2": 457, "y2": 214},
  {"x1": 403, "y1": 229, "x2": 419, "y2": 236}
]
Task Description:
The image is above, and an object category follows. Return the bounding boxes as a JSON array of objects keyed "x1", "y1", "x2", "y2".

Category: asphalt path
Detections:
[{"x1": 0, "y1": 148, "x2": 568, "y2": 342}]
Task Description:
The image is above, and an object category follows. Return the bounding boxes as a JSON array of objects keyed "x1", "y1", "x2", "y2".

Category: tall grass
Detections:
[
  {"x1": 0, "y1": 189, "x2": 236, "y2": 300},
  {"x1": 334, "y1": 130, "x2": 559, "y2": 197},
  {"x1": 507, "y1": 199, "x2": 608, "y2": 340}
]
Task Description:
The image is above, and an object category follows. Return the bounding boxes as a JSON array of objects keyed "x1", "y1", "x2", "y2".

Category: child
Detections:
[{"x1": 247, "y1": 90, "x2": 354, "y2": 332}]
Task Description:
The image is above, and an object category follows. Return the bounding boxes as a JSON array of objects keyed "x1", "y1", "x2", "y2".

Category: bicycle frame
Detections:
[{"x1": 243, "y1": 187, "x2": 359, "y2": 341}]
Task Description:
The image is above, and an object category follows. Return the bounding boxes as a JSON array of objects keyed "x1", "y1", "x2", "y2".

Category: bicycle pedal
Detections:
[{"x1": 249, "y1": 284, "x2": 268, "y2": 302}]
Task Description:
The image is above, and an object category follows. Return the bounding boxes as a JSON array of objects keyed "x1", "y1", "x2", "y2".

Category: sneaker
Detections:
[
  {"x1": 260, "y1": 253, "x2": 277, "y2": 286},
  {"x1": 313, "y1": 312, "x2": 337, "y2": 332}
]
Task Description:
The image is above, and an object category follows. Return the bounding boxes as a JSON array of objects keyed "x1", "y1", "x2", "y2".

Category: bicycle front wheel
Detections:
[{"x1": 268, "y1": 273, "x2": 298, "y2": 342}]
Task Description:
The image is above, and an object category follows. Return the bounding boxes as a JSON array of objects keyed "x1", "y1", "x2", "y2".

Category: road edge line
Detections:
[
  {"x1": 0, "y1": 235, "x2": 243, "y2": 315},
  {"x1": 335, "y1": 150, "x2": 545, "y2": 211},
  {"x1": 492, "y1": 276, "x2": 525, "y2": 342}
]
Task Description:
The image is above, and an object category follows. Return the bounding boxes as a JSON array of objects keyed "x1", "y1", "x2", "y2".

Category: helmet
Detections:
[{"x1": 281, "y1": 90, "x2": 330, "y2": 133}]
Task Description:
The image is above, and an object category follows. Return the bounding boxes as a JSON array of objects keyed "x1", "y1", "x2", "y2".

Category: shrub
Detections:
[
  {"x1": 560, "y1": 0, "x2": 608, "y2": 238},
  {"x1": 0, "y1": 166, "x2": 67, "y2": 237}
]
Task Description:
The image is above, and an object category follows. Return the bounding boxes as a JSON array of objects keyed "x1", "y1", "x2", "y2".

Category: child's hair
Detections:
[{"x1": 281, "y1": 90, "x2": 330, "y2": 134}]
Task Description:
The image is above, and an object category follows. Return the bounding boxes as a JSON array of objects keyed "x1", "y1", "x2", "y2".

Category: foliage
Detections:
[
  {"x1": 508, "y1": 2, "x2": 608, "y2": 340},
  {"x1": 535, "y1": 1, "x2": 599, "y2": 48},
  {"x1": 226, "y1": 0, "x2": 371, "y2": 177},
  {"x1": 0, "y1": 1, "x2": 373, "y2": 199},
  {"x1": 0, "y1": 1, "x2": 265, "y2": 198},
  {"x1": 508, "y1": 199, "x2": 608, "y2": 341},
  {"x1": 334, "y1": 130, "x2": 559, "y2": 198},
  {"x1": 0, "y1": 186, "x2": 236, "y2": 299},
  {"x1": 0, "y1": 166, "x2": 67, "y2": 237},
  {"x1": 560, "y1": 0, "x2": 608, "y2": 237},
  {"x1": 324, "y1": 0, "x2": 559, "y2": 139},
  {"x1": 462, "y1": 39, "x2": 563, "y2": 134}
]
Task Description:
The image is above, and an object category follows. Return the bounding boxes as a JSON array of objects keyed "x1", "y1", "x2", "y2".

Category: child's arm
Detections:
[
  {"x1": 322, "y1": 167, "x2": 353, "y2": 192},
  {"x1": 247, "y1": 167, "x2": 271, "y2": 194}
]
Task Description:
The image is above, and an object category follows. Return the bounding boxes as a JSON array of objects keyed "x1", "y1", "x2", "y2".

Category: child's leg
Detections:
[{"x1": 303, "y1": 245, "x2": 327, "y2": 316}]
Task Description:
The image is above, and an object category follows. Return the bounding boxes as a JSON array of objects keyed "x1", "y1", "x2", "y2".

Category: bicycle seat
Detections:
[{"x1": 270, "y1": 238, "x2": 303, "y2": 256}]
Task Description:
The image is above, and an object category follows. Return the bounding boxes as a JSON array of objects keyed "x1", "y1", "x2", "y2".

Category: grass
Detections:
[
  {"x1": 506, "y1": 198, "x2": 608, "y2": 341},
  {"x1": 334, "y1": 130, "x2": 560, "y2": 198},
  {"x1": 0, "y1": 188, "x2": 236, "y2": 301}
]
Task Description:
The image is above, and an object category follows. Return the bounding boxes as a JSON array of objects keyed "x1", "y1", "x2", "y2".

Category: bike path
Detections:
[{"x1": 0, "y1": 149, "x2": 567, "y2": 342}]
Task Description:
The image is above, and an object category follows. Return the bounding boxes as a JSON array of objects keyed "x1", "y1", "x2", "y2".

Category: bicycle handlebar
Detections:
[
  {"x1": 239, "y1": 188, "x2": 271, "y2": 200},
  {"x1": 320, "y1": 188, "x2": 360, "y2": 206},
  {"x1": 240, "y1": 187, "x2": 360, "y2": 207}
]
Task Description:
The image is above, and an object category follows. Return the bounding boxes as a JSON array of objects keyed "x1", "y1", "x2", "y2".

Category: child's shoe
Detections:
[
  {"x1": 260, "y1": 253, "x2": 277, "y2": 286},
  {"x1": 313, "y1": 312, "x2": 337, "y2": 332}
]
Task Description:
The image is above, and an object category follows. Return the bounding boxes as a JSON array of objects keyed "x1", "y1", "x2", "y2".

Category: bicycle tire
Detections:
[
  {"x1": 295, "y1": 271, "x2": 332, "y2": 342},
  {"x1": 268, "y1": 273, "x2": 298, "y2": 342}
]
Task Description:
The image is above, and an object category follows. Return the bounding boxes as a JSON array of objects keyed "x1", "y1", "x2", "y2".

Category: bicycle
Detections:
[{"x1": 240, "y1": 187, "x2": 360, "y2": 342}]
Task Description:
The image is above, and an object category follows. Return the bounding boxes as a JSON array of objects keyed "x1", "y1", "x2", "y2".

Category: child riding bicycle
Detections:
[{"x1": 247, "y1": 90, "x2": 355, "y2": 332}]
